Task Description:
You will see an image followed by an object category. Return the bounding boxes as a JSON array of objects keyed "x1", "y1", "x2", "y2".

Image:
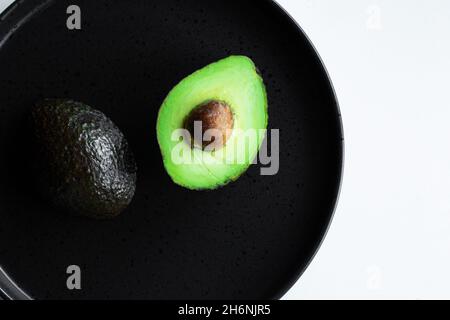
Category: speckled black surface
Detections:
[{"x1": 0, "y1": 0, "x2": 343, "y2": 299}]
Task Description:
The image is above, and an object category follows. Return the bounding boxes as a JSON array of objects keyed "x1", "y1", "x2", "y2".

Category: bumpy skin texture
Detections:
[{"x1": 31, "y1": 99, "x2": 137, "y2": 219}]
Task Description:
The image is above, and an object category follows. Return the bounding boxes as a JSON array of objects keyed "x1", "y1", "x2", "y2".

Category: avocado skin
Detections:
[{"x1": 31, "y1": 99, "x2": 137, "y2": 219}]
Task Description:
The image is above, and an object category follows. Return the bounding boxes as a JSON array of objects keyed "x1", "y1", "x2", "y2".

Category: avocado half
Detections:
[
  {"x1": 156, "y1": 56, "x2": 268, "y2": 190},
  {"x1": 31, "y1": 99, "x2": 137, "y2": 219}
]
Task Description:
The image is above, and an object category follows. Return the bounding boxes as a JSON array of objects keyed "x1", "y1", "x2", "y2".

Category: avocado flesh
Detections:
[
  {"x1": 157, "y1": 56, "x2": 268, "y2": 190},
  {"x1": 32, "y1": 99, "x2": 137, "y2": 219}
]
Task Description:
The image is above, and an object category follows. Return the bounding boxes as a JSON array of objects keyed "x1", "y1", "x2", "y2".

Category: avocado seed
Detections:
[{"x1": 184, "y1": 100, "x2": 234, "y2": 150}]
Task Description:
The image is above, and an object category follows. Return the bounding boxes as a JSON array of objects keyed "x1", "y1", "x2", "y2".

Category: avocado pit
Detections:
[{"x1": 184, "y1": 100, "x2": 234, "y2": 150}]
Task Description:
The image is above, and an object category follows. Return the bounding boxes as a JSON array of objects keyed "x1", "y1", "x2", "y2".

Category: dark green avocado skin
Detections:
[{"x1": 31, "y1": 99, "x2": 137, "y2": 219}]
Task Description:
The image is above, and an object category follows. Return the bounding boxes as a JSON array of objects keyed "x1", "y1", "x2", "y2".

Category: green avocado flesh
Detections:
[
  {"x1": 31, "y1": 99, "x2": 137, "y2": 219},
  {"x1": 157, "y1": 56, "x2": 268, "y2": 190}
]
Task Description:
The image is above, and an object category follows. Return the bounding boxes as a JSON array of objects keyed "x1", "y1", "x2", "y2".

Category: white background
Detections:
[{"x1": 1, "y1": 0, "x2": 450, "y2": 300}]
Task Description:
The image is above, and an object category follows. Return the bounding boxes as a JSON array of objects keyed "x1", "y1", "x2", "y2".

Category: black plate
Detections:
[{"x1": 0, "y1": 0, "x2": 343, "y2": 299}]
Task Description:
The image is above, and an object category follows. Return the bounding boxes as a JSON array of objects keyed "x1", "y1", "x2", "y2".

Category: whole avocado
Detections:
[{"x1": 31, "y1": 99, "x2": 137, "y2": 219}]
